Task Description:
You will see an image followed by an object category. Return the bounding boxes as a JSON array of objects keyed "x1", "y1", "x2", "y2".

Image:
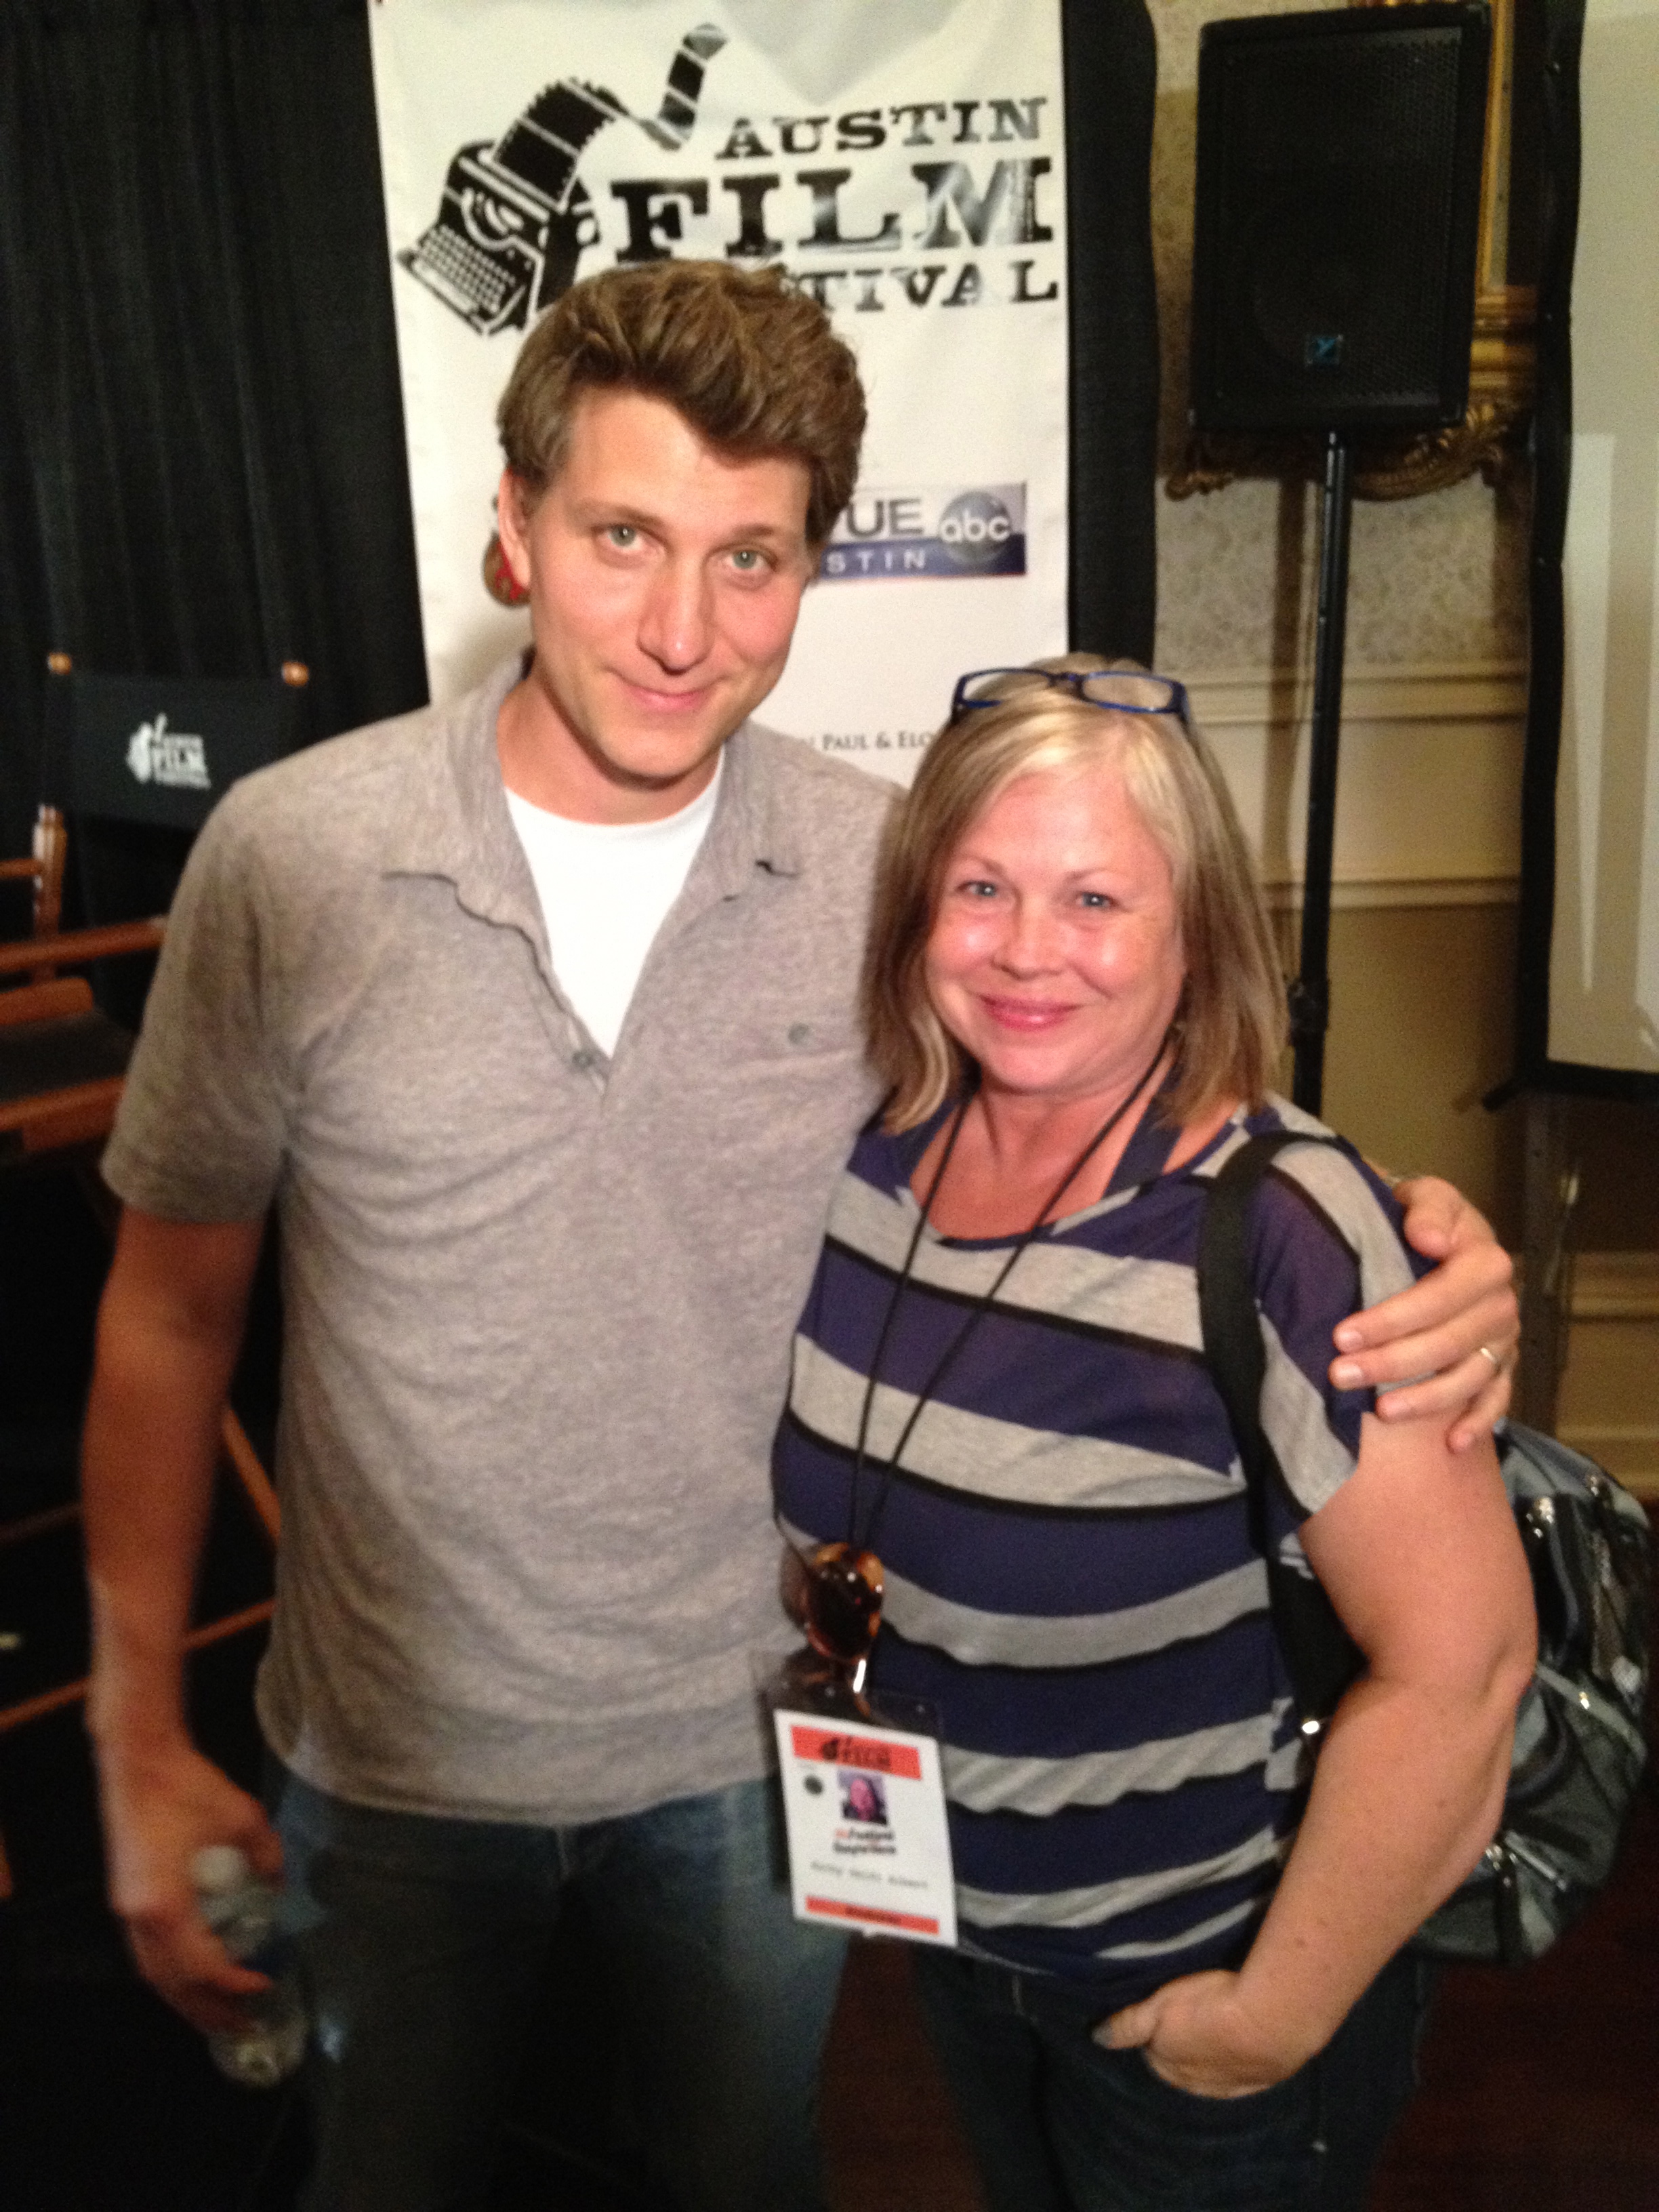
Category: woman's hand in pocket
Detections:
[{"x1": 1095, "y1": 1969, "x2": 1315, "y2": 2100}]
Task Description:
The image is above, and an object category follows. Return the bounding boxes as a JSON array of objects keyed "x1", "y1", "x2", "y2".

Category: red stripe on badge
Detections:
[
  {"x1": 788, "y1": 1725, "x2": 922, "y2": 1779},
  {"x1": 804, "y1": 1896, "x2": 940, "y2": 1935}
]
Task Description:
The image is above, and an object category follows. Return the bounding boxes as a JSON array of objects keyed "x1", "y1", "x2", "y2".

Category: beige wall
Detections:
[
  {"x1": 1145, "y1": 0, "x2": 1657, "y2": 1483},
  {"x1": 1319, "y1": 905, "x2": 1524, "y2": 1237}
]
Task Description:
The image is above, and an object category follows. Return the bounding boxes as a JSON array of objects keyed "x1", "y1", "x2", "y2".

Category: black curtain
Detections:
[
  {"x1": 0, "y1": 0, "x2": 428, "y2": 867},
  {"x1": 1065, "y1": 0, "x2": 1159, "y2": 665}
]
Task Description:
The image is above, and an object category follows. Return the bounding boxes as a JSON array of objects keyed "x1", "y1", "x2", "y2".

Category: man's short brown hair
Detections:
[{"x1": 497, "y1": 261, "x2": 866, "y2": 548}]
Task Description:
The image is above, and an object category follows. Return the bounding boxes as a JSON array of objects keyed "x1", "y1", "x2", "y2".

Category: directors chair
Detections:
[{"x1": 0, "y1": 802, "x2": 163, "y2": 1160}]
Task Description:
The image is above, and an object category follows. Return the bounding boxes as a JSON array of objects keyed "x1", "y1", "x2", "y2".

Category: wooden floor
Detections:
[
  {"x1": 2, "y1": 1677, "x2": 1657, "y2": 2210},
  {"x1": 1370, "y1": 1799, "x2": 1659, "y2": 2212},
  {"x1": 823, "y1": 1941, "x2": 987, "y2": 2212},
  {"x1": 821, "y1": 1786, "x2": 1659, "y2": 2212}
]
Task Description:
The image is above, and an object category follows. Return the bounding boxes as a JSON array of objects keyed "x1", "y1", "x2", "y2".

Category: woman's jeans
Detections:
[
  {"x1": 911, "y1": 1943, "x2": 1435, "y2": 2212},
  {"x1": 268, "y1": 1760, "x2": 847, "y2": 2212}
]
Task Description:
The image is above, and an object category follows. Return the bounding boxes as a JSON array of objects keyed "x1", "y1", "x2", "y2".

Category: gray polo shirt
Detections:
[{"x1": 104, "y1": 656, "x2": 890, "y2": 1822}]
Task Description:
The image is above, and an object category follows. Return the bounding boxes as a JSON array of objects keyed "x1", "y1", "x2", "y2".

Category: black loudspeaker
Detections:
[{"x1": 1189, "y1": 2, "x2": 1491, "y2": 434}]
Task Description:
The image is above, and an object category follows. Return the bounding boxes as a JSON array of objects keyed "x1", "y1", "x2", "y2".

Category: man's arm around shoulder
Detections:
[
  {"x1": 83, "y1": 1205, "x2": 279, "y2": 2033},
  {"x1": 1332, "y1": 1176, "x2": 1518, "y2": 1450}
]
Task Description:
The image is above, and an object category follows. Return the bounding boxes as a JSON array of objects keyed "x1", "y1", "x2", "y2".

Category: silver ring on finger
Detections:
[{"x1": 1476, "y1": 1344, "x2": 1503, "y2": 1374}]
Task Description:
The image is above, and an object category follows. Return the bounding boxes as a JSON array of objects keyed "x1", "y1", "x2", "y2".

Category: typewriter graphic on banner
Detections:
[{"x1": 398, "y1": 22, "x2": 726, "y2": 335}]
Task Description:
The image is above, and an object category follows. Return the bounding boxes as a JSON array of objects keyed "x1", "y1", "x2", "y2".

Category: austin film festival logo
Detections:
[
  {"x1": 125, "y1": 714, "x2": 211, "y2": 792},
  {"x1": 396, "y1": 20, "x2": 1057, "y2": 596}
]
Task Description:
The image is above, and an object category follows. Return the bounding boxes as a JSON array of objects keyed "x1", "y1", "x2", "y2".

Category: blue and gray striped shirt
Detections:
[{"x1": 772, "y1": 1095, "x2": 1427, "y2": 2008}]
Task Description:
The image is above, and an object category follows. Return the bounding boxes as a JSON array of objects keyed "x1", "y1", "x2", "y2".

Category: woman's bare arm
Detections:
[{"x1": 1100, "y1": 1409, "x2": 1534, "y2": 2095}]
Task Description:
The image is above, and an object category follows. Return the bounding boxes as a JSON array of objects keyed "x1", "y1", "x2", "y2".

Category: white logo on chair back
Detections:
[{"x1": 125, "y1": 714, "x2": 211, "y2": 792}]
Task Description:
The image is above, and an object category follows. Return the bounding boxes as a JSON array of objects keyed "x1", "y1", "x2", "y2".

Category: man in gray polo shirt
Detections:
[{"x1": 81, "y1": 263, "x2": 1517, "y2": 2212}]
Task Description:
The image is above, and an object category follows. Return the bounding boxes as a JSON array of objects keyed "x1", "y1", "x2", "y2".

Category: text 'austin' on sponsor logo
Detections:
[{"x1": 819, "y1": 483, "x2": 1026, "y2": 581}]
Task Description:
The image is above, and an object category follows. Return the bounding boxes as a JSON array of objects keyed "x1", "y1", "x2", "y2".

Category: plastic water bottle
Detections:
[{"x1": 190, "y1": 1843, "x2": 308, "y2": 2089}]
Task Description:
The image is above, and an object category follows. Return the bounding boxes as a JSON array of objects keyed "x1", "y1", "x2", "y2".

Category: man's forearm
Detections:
[
  {"x1": 84, "y1": 1324, "x2": 239, "y2": 1752},
  {"x1": 82, "y1": 1212, "x2": 263, "y2": 1755},
  {"x1": 79, "y1": 1210, "x2": 284, "y2": 2030}
]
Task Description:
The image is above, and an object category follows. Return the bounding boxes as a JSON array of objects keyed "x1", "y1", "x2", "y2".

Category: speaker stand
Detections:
[{"x1": 1290, "y1": 432, "x2": 1354, "y2": 1115}]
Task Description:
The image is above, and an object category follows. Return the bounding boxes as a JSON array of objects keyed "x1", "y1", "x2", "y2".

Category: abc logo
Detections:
[{"x1": 939, "y1": 490, "x2": 1015, "y2": 570}]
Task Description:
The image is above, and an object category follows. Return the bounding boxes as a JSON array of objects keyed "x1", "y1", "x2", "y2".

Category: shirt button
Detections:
[
  {"x1": 787, "y1": 1023, "x2": 812, "y2": 1046},
  {"x1": 571, "y1": 1048, "x2": 596, "y2": 1072}
]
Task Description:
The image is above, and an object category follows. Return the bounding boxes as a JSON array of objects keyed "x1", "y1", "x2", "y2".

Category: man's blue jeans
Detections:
[
  {"x1": 910, "y1": 1943, "x2": 1433, "y2": 2212},
  {"x1": 269, "y1": 1761, "x2": 848, "y2": 2212}
]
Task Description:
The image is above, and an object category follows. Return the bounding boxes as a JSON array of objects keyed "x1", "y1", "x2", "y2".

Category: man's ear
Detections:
[{"x1": 495, "y1": 470, "x2": 535, "y2": 591}]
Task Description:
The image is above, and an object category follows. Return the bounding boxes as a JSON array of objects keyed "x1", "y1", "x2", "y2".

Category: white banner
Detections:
[{"x1": 369, "y1": 0, "x2": 1069, "y2": 781}]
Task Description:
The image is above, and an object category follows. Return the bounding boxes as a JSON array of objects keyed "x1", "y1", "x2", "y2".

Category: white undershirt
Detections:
[{"x1": 504, "y1": 758, "x2": 722, "y2": 1057}]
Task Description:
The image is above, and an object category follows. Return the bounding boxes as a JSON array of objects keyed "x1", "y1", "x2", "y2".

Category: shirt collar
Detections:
[
  {"x1": 690, "y1": 716, "x2": 803, "y2": 898},
  {"x1": 382, "y1": 653, "x2": 804, "y2": 922}
]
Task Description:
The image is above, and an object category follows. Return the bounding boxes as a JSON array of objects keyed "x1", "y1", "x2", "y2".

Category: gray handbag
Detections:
[{"x1": 1199, "y1": 1130, "x2": 1652, "y2": 1967}]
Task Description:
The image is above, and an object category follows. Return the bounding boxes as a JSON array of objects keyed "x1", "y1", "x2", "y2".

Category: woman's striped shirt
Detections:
[{"x1": 771, "y1": 1094, "x2": 1428, "y2": 2009}]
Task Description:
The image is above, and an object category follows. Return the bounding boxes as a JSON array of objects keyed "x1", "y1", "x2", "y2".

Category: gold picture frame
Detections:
[{"x1": 1170, "y1": 0, "x2": 1536, "y2": 504}]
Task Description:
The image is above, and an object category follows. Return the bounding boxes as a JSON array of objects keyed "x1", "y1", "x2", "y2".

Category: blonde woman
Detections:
[{"x1": 774, "y1": 660, "x2": 1534, "y2": 2212}]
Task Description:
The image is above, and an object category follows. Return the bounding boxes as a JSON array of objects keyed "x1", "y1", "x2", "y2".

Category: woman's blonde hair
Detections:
[{"x1": 862, "y1": 656, "x2": 1287, "y2": 1130}]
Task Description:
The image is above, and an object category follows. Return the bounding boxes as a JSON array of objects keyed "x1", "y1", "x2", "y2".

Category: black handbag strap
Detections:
[{"x1": 1197, "y1": 1130, "x2": 1365, "y2": 1729}]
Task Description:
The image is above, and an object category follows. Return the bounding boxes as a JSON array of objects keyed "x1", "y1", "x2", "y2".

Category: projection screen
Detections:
[{"x1": 1519, "y1": 0, "x2": 1659, "y2": 1094}]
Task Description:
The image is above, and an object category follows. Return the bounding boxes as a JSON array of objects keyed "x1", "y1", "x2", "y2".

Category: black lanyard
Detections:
[{"x1": 844, "y1": 1034, "x2": 1174, "y2": 1557}]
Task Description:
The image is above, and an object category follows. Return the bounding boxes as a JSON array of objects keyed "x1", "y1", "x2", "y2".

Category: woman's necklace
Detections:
[{"x1": 844, "y1": 1027, "x2": 1175, "y2": 1559}]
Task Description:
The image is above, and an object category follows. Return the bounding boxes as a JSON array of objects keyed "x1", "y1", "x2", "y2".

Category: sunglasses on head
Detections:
[{"x1": 949, "y1": 665, "x2": 1191, "y2": 728}]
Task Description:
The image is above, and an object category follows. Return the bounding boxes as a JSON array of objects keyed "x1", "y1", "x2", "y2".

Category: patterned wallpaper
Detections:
[{"x1": 1147, "y1": 0, "x2": 1532, "y2": 674}]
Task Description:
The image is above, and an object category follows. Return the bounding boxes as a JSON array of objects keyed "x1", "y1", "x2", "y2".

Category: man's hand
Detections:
[
  {"x1": 96, "y1": 1738, "x2": 283, "y2": 2033},
  {"x1": 1331, "y1": 1176, "x2": 1517, "y2": 1452},
  {"x1": 1096, "y1": 1969, "x2": 1311, "y2": 2100}
]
